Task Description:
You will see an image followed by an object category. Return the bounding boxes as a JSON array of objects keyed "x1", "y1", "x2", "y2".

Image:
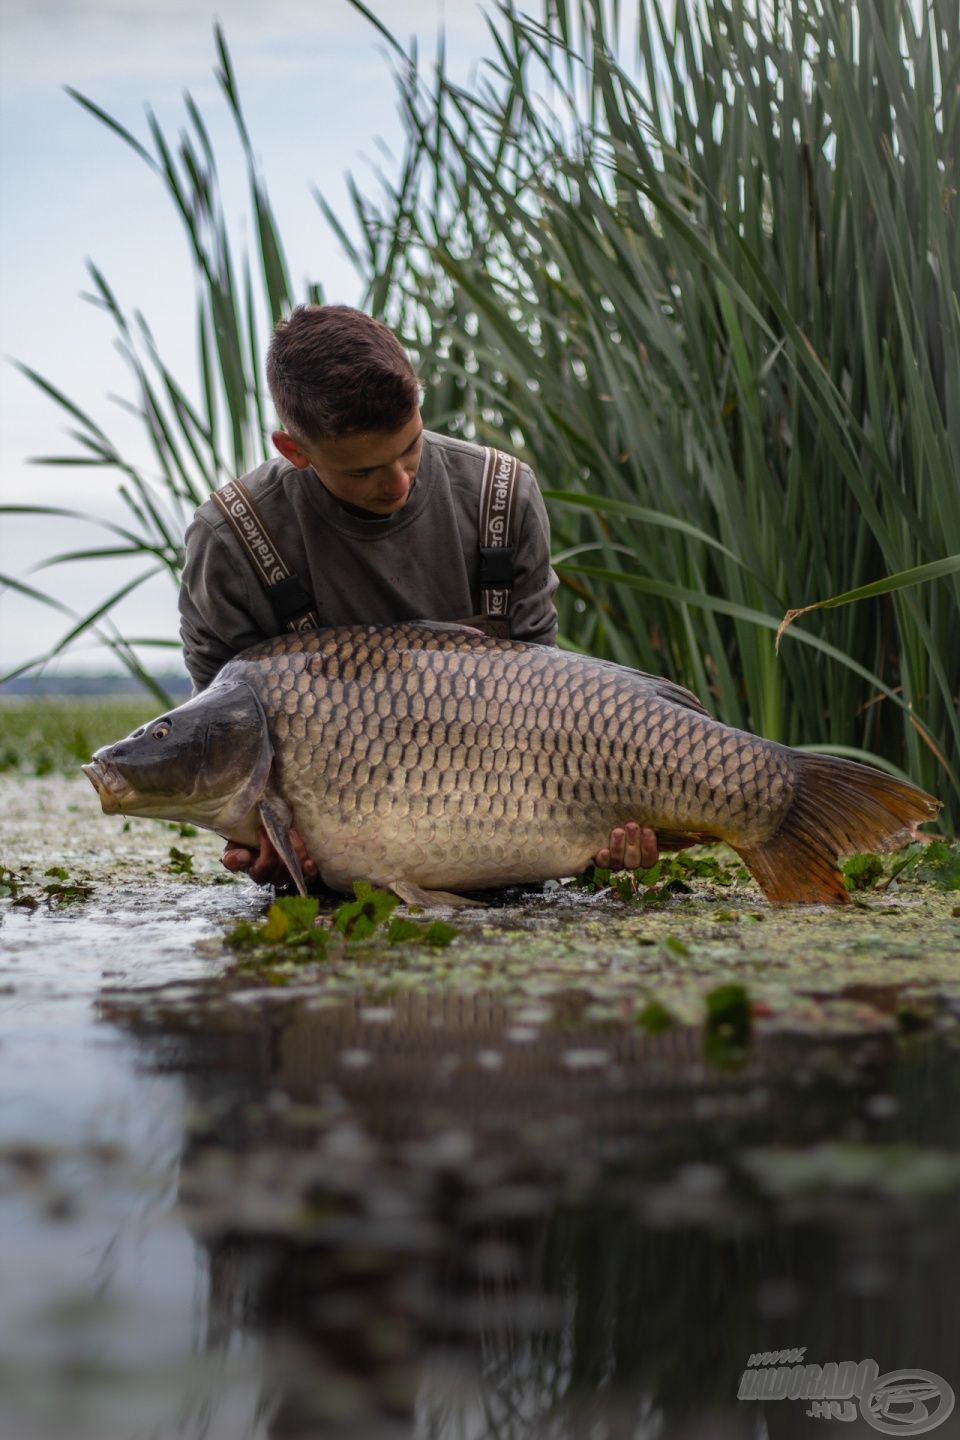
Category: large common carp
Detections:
[{"x1": 84, "y1": 623, "x2": 939, "y2": 906}]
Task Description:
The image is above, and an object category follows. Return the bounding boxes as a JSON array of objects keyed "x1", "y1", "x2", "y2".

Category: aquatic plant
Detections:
[
  {"x1": 0, "y1": 861, "x2": 93, "y2": 907},
  {"x1": 223, "y1": 886, "x2": 459, "y2": 967},
  {"x1": 2, "y1": 0, "x2": 957, "y2": 828}
]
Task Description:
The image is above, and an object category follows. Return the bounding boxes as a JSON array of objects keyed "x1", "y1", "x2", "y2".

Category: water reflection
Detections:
[{"x1": 101, "y1": 986, "x2": 960, "y2": 1439}]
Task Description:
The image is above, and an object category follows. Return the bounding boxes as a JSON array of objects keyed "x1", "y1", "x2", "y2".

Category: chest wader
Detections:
[
  {"x1": 210, "y1": 448, "x2": 521, "y2": 638},
  {"x1": 210, "y1": 478, "x2": 320, "y2": 634}
]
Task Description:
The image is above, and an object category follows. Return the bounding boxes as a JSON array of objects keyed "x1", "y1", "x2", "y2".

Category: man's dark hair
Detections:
[{"x1": 266, "y1": 304, "x2": 420, "y2": 444}]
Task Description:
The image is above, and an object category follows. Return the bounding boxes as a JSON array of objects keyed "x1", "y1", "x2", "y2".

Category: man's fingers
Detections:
[
  {"x1": 289, "y1": 826, "x2": 318, "y2": 880},
  {"x1": 595, "y1": 823, "x2": 660, "y2": 873},
  {"x1": 621, "y1": 822, "x2": 643, "y2": 870},
  {"x1": 221, "y1": 831, "x2": 316, "y2": 887},
  {"x1": 638, "y1": 826, "x2": 659, "y2": 870},
  {"x1": 248, "y1": 831, "x2": 282, "y2": 884},
  {"x1": 221, "y1": 845, "x2": 254, "y2": 874}
]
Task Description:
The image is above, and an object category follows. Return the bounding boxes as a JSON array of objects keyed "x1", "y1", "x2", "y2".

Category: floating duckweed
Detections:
[{"x1": 167, "y1": 846, "x2": 194, "y2": 875}]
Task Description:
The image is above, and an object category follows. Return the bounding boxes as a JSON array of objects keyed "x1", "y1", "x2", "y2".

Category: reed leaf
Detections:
[{"x1": 778, "y1": 555, "x2": 960, "y2": 651}]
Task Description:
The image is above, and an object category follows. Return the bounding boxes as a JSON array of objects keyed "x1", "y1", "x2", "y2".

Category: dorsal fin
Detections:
[
  {"x1": 634, "y1": 672, "x2": 712, "y2": 717},
  {"x1": 605, "y1": 663, "x2": 711, "y2": 717}
]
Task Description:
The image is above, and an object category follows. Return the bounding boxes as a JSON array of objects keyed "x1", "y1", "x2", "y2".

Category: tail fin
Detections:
[{"x1": 735, "y1": 754, "x2": 940, "y2": 905}]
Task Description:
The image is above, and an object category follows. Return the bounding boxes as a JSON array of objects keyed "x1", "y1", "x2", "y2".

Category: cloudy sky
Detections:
[{"x1": 0, "y1": 0, "x2": 490, "y2": 675}]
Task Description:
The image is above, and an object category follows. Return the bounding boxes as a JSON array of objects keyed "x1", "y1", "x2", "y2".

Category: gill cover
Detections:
[{"x1": 206, "y1": 679, "x2": 275, "y2": 834}]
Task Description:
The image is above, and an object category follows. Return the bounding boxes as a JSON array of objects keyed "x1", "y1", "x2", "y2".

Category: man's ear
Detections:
[{"x1": 272, "y1": 430, "x2": 312, "y2": 469}]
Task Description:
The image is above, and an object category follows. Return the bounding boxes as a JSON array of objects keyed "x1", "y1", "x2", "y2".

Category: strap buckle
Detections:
[
  {"x1": 267, "y1": 573, "x2": 317, "y2": 624},
  {"x1": 479, "y1": 545, "x2": 516, "y2": 589}
]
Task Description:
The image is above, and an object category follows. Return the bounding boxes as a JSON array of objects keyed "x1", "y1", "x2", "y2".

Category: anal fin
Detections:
[{"x1": 390, "y1": 880, "x2": 481, "y2": 910}]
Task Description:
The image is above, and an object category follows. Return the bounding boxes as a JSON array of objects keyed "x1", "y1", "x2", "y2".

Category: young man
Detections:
[{"x1": 178, "y1": 305, "x2": 659, "y2": 884}]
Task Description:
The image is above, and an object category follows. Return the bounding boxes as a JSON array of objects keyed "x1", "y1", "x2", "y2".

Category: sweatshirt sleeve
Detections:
[
  {"x1": 508, "y1": 464, "x2": 560, "y2": 646},
  {"x1": 178, "y1": 514, "x2": 268, "y2": 691}
]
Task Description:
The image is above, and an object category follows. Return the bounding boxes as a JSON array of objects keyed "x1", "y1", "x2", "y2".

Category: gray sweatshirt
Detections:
[{"x1": 178, "y1": 430, "x2": 560, "y2": 690}]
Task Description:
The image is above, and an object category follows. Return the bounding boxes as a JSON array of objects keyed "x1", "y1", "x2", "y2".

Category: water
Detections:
[{"x1": 2, "y1": 777, "x2": 959, "y2": 1439}]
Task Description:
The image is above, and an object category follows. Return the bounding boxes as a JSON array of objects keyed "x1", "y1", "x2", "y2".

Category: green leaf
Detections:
[
  {"x1": 333, "y1": 882, "x2": 400, "y2": 940},
  {"x1": 223, "y1": 894, "x2": 326, "y2": 961},
  {"x1": 261, "y1": 903, "x2": 290, "y2": 943},
  {"x1": 842, "y1": 853, "x2": 885, "y2": 892},
  {"x1": 223, "y1": 919, "x2": 261, "y2": 949},
  {"x1": 914, "y1": 842, "x2": 960, "y2": 892},
  {"x1": 386, "y1": 916, "x2": 423, "y2": 944},
  {"x1": 542, "y1": 489, "x2": 749, "y2": 572},
  {"x1": 421, "y1": 920, "x2": 459, "y2": 947},
  {"x1": 777, "y1": 555, "x2": 960, "y2": 651},
  {"x1": 167, "y1": 846, "x2": 194, "y2": 875},
  {"x1": 273, "y1": 895, "x2": 321, "y2": 932},
  {"x1": 66, "y1": 88, "x2": 155, "y2": 166}
]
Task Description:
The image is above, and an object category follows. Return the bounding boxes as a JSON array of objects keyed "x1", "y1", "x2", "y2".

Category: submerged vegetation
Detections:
[{"x1": 1, "y1": 0, "x2": 958, "y2": 827}]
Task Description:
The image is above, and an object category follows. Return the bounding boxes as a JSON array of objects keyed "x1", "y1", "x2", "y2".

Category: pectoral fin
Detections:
[
  {"x1": 390, "y1": 880, "x2": 481, "y2": 910},
  {"x1": 258, "y1": 789, "x2": 307, "y2": 896}
]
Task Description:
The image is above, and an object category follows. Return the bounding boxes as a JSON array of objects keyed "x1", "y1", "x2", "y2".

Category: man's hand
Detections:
[
  {"x1": 222, "y1": 827, "x2": 318, "y2": 888},
  {"x1": 595, "y1": 822, "x2": 659, "y2": 872},
  {"x1": 594, "y1": 823, "x2": 702, "y2": 872}
]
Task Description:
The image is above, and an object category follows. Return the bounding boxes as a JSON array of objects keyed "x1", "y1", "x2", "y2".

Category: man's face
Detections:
[{"x1": 274, "y1": 411, "x2": 425, "y2": 517}]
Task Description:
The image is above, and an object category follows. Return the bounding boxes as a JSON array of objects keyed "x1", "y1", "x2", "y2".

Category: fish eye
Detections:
[{"x1": 153, "y1": 722, "x2": 171, "y2": 740}]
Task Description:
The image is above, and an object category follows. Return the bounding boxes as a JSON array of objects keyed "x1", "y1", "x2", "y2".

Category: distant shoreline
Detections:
[{"x1": 0, "y1": 674, "x2": 191, "y2": 700}]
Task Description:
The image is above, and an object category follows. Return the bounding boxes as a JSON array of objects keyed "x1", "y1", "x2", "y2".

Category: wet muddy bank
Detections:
[{"x1": 2, "y1": 774, "x2": 960, "y2": 1438}]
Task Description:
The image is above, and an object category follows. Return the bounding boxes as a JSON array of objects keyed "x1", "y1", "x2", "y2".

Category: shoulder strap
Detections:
[
  {"x1": 478, "y1": 447, "x2": 521, "y2": 633},
  {"x1": 210, "y1": 478, "x2": 319, "y2": 634}
]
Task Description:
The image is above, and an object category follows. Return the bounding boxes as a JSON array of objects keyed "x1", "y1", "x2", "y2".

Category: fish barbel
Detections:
[{"x1": 84, "y1": 623, "x2": 940, "y2": 906}]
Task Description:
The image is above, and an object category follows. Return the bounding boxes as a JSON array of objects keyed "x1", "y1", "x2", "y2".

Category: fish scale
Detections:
[
  {"x1": 86, "y1": 622, "x2": 940, "y2": 906},
  {"x1": 228, "y1": 625, "x2": 795, "y2": 895}
]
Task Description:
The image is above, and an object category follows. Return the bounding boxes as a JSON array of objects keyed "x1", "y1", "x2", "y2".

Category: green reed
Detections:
[{"x1": 351, "y1": 0, "x2": 960, "y2": 822}]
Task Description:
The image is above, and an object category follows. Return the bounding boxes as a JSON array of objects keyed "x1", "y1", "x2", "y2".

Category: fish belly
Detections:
[
  {"x1": 248, "y1": 626, "x2": 792, "y2": 894},
  {"x1": 291, "y1": 800, "x2": 598, "y2": 893}
]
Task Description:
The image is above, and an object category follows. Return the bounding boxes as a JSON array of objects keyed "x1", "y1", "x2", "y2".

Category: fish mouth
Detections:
[{"x1": 82, "y1": 761, "x2": 133, "y2": 815}]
